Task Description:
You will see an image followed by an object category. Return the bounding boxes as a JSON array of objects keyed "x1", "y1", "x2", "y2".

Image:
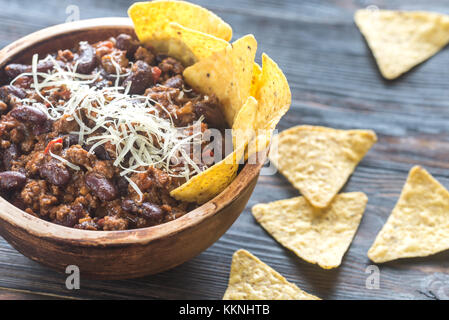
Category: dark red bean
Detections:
[
  {"x1": 121, "y1": 200, "x2": 163, "y2": 223},
  {"x1": 123, "y1": 61, "x2": 152, "y2": 95},
  {"x1": 85, "y1": 172, "x2": 117, "y2": 201},
  {"x1": 194, "y1": 102, "x2": 227, "y2": 129},
  {"x1": 116, "y1": 176, "x2": 129, "y2": 195},
  {"x1": 163, "y1": 76, "x2": 184, "y2": 89},
  {"x1": 121, "y1": 199, "x2": 137, "y2": 212},
  {"x1": 82, "y1": 144, "x2": 111, "y2": 160},
  {"x1": 4, "y1": 60, "x2": 64, "y2": 79},
  {"x1": 141, "y1": 202, "x2": 163, "y2": 222},
  {"x1": 4, "y1": 64, "x2": 29, "y2": 79},
  {"x1": 32, "y1": 119, "x2": 53, "y2": 135},
  {"x1": 39, "y1": 159, "x2": 71, "y2": 186},
  {"x1": 0, "y1": 85, "x2": 27, "y2": 101},
  {"x1": 10, "y1": 105, "x2": 48, "y2": 124},
  {"x1": 116, "y1": 34, "x2": 139, "y2": 57},
  {"x1": 0, "y1": 171, "x2": 26, "y2": 190},
  {"x1": 76, "y1": 42, "x2": 97, "y2": 74},
  {"x1": 3, "y1": 144, "x2": 19, "y2": 170},
  {"x1": 64, "y1": 134, "x2": 80, "y2": 148}
]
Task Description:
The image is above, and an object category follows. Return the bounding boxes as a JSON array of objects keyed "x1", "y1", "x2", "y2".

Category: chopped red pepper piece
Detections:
[
  {"x1": 152, "y1": 66, "x2": 162, "y2": 84},
  {"x1": 44, "y1": 137, "x2": 63, "y2": 154}
]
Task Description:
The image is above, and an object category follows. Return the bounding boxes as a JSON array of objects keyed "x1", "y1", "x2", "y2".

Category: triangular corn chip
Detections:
[
  {"x1": 129, "y1": 1, "x2": 232, "y2": 42},
  {"x1": 354, "y1": 9, "x2": 449, "y2": 79},
  {"x1": 232, "y1": 96, "x2": 258, "y2": 150},
  {"x1": 269, "y1": 126, "x2": 377, "y2": 208},
  {"x1": 247, "y1": 54, "x2": 291, "y2": 158},
  {"x1": 368, "y1": 166, "x2": 449, "y2": 263},
  {"x1": 252, "y1": 193, "x2": 367, "y2": 269},
  {"x1": 183, "y1": 35, "x2": 257, "y2": 125},
  {"x1": 223, "y1": 249, "x2": 320, "y2": 300},
  {"x1": 254, "y1": 54, "x2": 291, "y2": 133},
  {"x1": 155, "y1": 22, "x2": 231, "y2": 65},
  {"x1": 170, "y1": 146, "x2": 244, "y2": 204},
  {"x1": 250, "y1": 62, "x2": 262, "y2": 97}
]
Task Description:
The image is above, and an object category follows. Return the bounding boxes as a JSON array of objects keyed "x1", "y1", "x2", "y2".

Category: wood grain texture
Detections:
[{"x1": 1, "y1": 0, "x2": 449, "y2": 299}]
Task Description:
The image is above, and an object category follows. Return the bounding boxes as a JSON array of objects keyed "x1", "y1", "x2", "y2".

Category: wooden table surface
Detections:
[{"x1": 1, "y1": 0, "x2": 449, "y2": 300}]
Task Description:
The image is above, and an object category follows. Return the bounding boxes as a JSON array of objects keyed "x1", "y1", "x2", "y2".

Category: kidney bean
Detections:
[
  {"x1": 4, "y1": 64, "x2": 29, "y2": 79},
  {"x1": 116, "y1": 34, "x2": 139, "y2": 58},
  {"x1": 123, "y1": 61, "x2": 152, "y2": 95},
  {"x1": 116, "y1": 176, "x2": 129, "y2": 196},
  {"x1": 0, "y1": 171, "x2": 26, "y2": 190},
  {"x1": 63, "y1": 134, "x2": 80, "y2": 148},
  {"x1": 39, "y1": 159, "x2": 71, "y2": 186},
  {"x1": 163, "y1": 75, "x2": 184, "y2": 89},
  {"x1": 59, "y1": 203, "x2": 85, "y2": 228},
  {"x1": 85, "y1": 172, "x2": 118, "y2": 201},
  {"x1": 82, "y1": 144, "x2": 111, "y2": 160},
  {"x1": 141, "y1": 202, "x2": 164, "y2": 222},
  {"x1": 194, "y1": 101, "x2": 227, "y2": 129},
  {"x1": 76, "y1": 42, "x2": 97, "y2": 74},
  {"x1": 0, "y1": 85, "x2": 27, "y2": 102},
  {"x1": 32, "y1": 119, "x2": 53, "y2": 135},
  {"x1": 121, "y1": 199, "x2": 138, "y2": 212},
  {"x1": 3, "y1": 144, "x2": 19, "y2": 170},
  {"x1": 121, "y1": 199, "x2": 163, "y2": 223},
  {"x1": 4, "y1": 60, "x2": 64, "y2": 79},
  {"x1": 10, "y1": 105, "x2": 48, "y2": 124}
]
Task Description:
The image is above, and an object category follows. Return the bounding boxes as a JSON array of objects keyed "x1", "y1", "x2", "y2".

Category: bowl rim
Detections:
[{"x1": 0, "y1": 17, "x2": 266, "y2": 246}]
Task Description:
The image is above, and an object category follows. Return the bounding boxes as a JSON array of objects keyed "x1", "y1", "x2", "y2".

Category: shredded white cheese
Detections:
[{"x1": 14, "y1": 54, "x2": 206, "y2": 197}]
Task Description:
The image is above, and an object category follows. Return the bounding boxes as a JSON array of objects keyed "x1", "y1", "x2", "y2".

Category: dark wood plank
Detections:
[
  {"x1": 1, "y1": 0, "x2": 449, "y2": 300},
  {"x1": 0, "y1": 288, "x2": 66, "y2": 300}
]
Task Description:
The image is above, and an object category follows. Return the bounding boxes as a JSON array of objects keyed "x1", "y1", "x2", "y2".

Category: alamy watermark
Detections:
[
  {"x1": 365, "y1": 265, "x2": 380, "y2": 290},
  {"x1": 65, "y1": 265, "x2": 80, "y2": 290},
  {"x1": 65, "y1": 5, "x2": 80, "y2": 22}
]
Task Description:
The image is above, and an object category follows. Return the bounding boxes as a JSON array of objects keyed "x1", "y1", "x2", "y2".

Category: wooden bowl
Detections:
[{"x1": 0, "y1": 18, "x2": 266, "y2": 279}]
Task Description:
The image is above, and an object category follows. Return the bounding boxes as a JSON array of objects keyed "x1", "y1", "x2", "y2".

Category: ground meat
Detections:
[
  {"x1": 0, "y1": 34, "x2": 227, "y2": 230},
  {"x1": 134, "y1": 46, "x2": 154, "y2": 66},
  {"x1": 53, "y1": 114, "x2": 79, "y2": 134},
  {"x1": 65, "y1": 145, "x2": 95, "y2": 169},
  {"x1": 158, "y1": 57, "x2": 184, "y2": 80},
  {"x1": 102, "y1": 215, "x2": 129, "y2": 231}
]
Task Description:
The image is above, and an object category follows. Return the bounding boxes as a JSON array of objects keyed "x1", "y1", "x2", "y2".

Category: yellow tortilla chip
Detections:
[
  {"x1": 368, "y1": 166, "x2": 449, "y2": 263},
  {"x1": 247, "y1": 54, "x2": 291, "y2": 157},
  {"x1": 254, "y1": 54, "x2": 291, "y2": 133},
  {"x1": 252, "y1": 193, "x2": 367, "y2": 269},
  {"x1": 269, "y1": 126, "x2": 377, "y2": 208},
  {"x1": 183, "y1": 35, "x2": 257, "y2": 125},
  {"x1": 146, "y1": 22, "x2": 230, "y2": 65},
  {"x1": 223, "y1": 250, "x2": 320, "y2": 300},
  {"x1": 354, "y1": 9, "x2": 449, "y2": 79},
  {"x1": 170, "y1": 147, "x2": 244, "y2": 204},
  {"x1": 166, "y1": 22, "x2": 230, "y2": 61},
  {"x1": 129, "y1": 1, "x2": 232, "y2": 42},
  {"x1": 232, "y1": 96, "x2": 258, "y2": 150},
  {"x1": 250, "y1": 62, "x2": 262, "y2": 97}
]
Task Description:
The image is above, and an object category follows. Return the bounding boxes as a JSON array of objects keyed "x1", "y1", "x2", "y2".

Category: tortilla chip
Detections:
[
  {"x1": 129, "y1": 1, "x2": 232, "y2": 42},
  {"x1": 246, "y1": 54, "x2": 291, "y2": 157},
  {"x1": 145, "y1": 23, "x2": 231, "y2": 65},
  {"x1": 232, "y1": 96, "x2": 258, "y2": 150},
  {"x1": 250, "y1": 62, "x2": 262, "y2": 97},
  {"x1": 252, "y1": 193, "x2": 367, "y2": 269},
  {"x1": 223, "y1": 249, "x2": 320, "y2": 300},
  {"x1": 354, "y1": 9, "x2": 449, "y2": 79},
  {"x1": 183, "y1": 35, "x2": 257, "y2": 125},
  {"x1": 368, "y1": 166, "x2": 449, "y2": 263},
  {"x1": 269, "y1": 126, "x2": 377, "y2": 208},
  {"x1": 254, "y1": 54, "x2": 291, "y2": 132},
  {"x1": 166, "y1": 22, "x2": 230, "y2": 61},
  {"x1": 170, "y1": 146, "x2": 244, "y2": 204}
]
